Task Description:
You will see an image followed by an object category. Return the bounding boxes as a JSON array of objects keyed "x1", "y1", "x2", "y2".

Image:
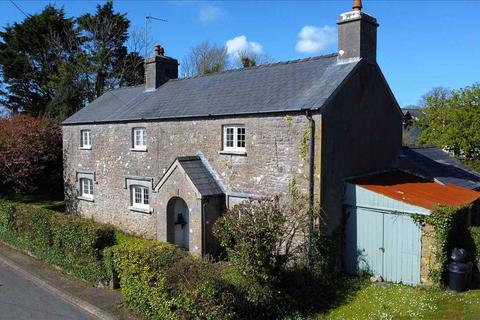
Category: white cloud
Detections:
[
  {"x1": 295, "y1": 25, "x2": 336, "y2": 53},
  {"x1": 225, "y1": 35, "x2": 263, "y2": 58},
  {"x1": 198, "y1": 5, "x2": 222, "y2": 24}
]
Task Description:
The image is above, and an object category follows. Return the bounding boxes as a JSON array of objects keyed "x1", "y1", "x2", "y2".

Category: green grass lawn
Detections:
[{"x1": 323, "y1": 280, "x2": 480, "y2": 320}]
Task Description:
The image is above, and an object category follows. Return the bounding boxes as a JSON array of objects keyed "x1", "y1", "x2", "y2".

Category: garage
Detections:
[{"x1": 343, "y1": 171, "x2": 480, "y2": 285}]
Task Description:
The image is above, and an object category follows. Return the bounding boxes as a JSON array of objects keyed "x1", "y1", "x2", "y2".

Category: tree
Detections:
[
  {"x1": 77, "y1": 1, "x2": 144, "y2": 99},
  {"x1": 0, "y1": 5, "x2": 77, "y2": 116},
  {"x1": 235, "y1": 50, "x2": 271, "y2": 69},
  {"x1": 181, "y1": 41, "x2": 229, "y2": 77},
  {"x1": 0, "y1": 2, "x2": 144, "y2": 120},
  {"x1": 416, "y1": 84, "x2": 480, "y2": 160},
  {"x1": 0, "y1": 114, "x2": 63, "y2": 195}
]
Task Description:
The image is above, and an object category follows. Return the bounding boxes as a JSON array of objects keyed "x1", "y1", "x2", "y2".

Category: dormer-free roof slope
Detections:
[{"x1": 62, "y1": 54, "x2": 359, "y2": 125}]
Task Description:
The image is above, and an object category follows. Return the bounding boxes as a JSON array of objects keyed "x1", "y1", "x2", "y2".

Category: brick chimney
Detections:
[
  {"x1": 337, "y1": 0, "x2": 379, "y2": 64},
  {"x1": 145, "y1": 45, "x2": 179, "y2": 91}
]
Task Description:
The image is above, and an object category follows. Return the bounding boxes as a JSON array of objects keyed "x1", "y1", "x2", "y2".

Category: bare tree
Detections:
[{"x1": 181, "y1": 41, "x2": 229, "y2": 77}]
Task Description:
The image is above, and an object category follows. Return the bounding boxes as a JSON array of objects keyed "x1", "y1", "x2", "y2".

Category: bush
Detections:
[
  {"x1": 0, "y1": 114, "x2": 63, "y2": 196},
  {"x1": 469, "y1": 227, "x2": 480, "y2": 264},
  {"x1": 111, "y1": 239, "x2": 238, "y2": 320},
  {"x1": 0, "y1": 199, "x2": 115, "y2": 283},
  {"x1": 212, "y1": 195, "x2": 333, "y2": 317}
]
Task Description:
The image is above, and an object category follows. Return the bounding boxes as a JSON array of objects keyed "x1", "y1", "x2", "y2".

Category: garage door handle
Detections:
[{"x1": 379, "y1": 247, "x2": 385, "y2": 252}]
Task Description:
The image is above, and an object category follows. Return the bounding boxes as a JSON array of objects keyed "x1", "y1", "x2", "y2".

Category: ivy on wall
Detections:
[
  {"x1": 299, "y1": 126, "x2": 311, "y2": 161},
  {"x1": 411, "y1": 204, "x2": 472, "y2": 286}
]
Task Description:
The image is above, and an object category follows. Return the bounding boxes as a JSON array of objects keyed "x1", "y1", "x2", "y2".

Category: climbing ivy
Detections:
[
  {"x1": 299, "y1": 126, "x2": 311, "y2": 161},
  {"x1": 411, "y1": 204, "x2": 472, "y2": 286}
]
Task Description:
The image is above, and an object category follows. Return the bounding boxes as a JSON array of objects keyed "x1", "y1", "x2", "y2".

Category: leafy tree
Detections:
[
  {"x1": 0, "y1": 114, "x2": 63, "y2": 195},
  {"x1": 416, "y1": 84, "x2": 480, "y2": 160},
  {"x1": 181, "y1": 41, "x2": 229, "y2": 77},
  {"x1": 0, "y1": 5, "x2": 77, "y2": 116},
  {"x1": 0, "y1": 2, "x2": 144, "y2": 120},
  {"x1": 77, "y1": 1, "x2": 144, "y2": 99},
  {"x1": 235, "y1": 50, "x2": 271, "y2": 69}
]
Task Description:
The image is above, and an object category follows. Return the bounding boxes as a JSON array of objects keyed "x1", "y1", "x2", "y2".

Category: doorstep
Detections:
[{"x1": 0, "y1": 242, "x2": 133, "y2": 320}]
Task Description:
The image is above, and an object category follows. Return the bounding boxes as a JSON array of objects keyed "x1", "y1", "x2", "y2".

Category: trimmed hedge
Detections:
[
  {"x1": 469, "y1": 226, "x2": 480, "y2": 264},
  {"x1": 0, "y1": 200, "x2": 115, "y2": 284},
  {"x1": 111, "y1": 239, "x2": 240, "y2": 320}
]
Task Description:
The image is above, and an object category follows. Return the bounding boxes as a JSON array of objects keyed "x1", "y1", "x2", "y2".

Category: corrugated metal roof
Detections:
[
  {"x1": 400, "y1": 147, "x2": 480, "y2": 190},
  {"x1": 349, "y1": 171, "x2": 480, "y2": 211},
  {"x1": 62, "y1": 54, "x2": 359, "y2": 124},
  {"x1": 177, "y1": 156, "x2": 223, "y2": 197}
]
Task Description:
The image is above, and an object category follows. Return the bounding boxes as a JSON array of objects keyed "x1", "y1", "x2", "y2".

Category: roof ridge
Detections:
[{"x1": 174, "y1": 53, "x2": 339, "y2": 81}]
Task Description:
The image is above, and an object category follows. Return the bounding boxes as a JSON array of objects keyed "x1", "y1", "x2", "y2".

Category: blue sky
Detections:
[{"x1": 1, "y1": 0, "x2": 479, "y2": 107}]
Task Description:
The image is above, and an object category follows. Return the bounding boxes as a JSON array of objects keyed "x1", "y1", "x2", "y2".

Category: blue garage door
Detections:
[{"x1": 345, "y1": 207, "x2": 422, "y2": 285}]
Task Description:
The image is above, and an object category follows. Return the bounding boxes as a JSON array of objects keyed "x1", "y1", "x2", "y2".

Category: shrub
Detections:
[
  {"x1": 412, "y1": 204, "x2": 472, "y2": 285},
  {"x1": 469, "y1": 226, "x2": 480, "y2": 264},
  {"x1": 0, "y1": 199, "x2": 115, "y2": 283},
  {"x1": 0, "y1": 114, "x2": 63, "y2": 196},
  {"x1": 213, "y1": 195, "x2": 321, "y2": 281},
  {"x1": 213, "y1": 195, "x2": 329, "y2": 317},
  {"x1": 112, "y1": 239, "x2": 238, "y2": 320}
]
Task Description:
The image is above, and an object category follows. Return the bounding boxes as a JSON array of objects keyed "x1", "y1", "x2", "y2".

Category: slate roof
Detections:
[
  {"x1": 399, "y1": 147, "x2": 480, "y2": 190},
  {"x1": 63, "y1": 54, "x2": 359, "y2": 124},
  {"x1": 401, "y1": 108, "x2": 424, "y2": 118},
  {"x1": 349, "y1": 171, "x2": 480, "y2": 211},
  {"x1": 176, "y1": 156, "x2": 223, "y2": 197}
]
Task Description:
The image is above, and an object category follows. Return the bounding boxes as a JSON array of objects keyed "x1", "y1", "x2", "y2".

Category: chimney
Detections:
[
  {"x1": 337, "y1": 0, "x2": 379, "y2": 64},
  {"x1": 145, "y1": 45, "x2": 179, "y2": 91}
]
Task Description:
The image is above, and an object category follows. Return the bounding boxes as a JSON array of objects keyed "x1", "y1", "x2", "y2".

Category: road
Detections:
[{"x1": 0, "y1": 260, "x2": 96, "y2": 320}]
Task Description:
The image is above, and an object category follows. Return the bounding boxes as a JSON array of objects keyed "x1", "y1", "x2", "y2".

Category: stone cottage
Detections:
[{"x1": 62, "y1": 1, "x2": 403, "y2": 256}]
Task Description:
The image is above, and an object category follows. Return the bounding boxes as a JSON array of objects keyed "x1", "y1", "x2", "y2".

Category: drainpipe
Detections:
[
  {"x1": 305, "y1": 110, "x2": 315, "y2": 261},
  {"x1": 202, "y1": 198, "x2": 209, "y2": 257}
]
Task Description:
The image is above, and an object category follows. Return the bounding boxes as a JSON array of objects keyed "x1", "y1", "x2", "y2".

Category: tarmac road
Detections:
[{"x1": 0, "y1": 259, "x2": 97, "y2": 320}]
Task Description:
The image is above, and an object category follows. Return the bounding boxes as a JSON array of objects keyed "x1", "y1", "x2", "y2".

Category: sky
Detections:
[{"x1": 1, "y1": 0, "x2": 479, "y2": 107}]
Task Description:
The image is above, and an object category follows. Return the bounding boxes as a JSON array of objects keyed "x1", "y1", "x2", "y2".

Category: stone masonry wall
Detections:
[
  {"x1": 63, "y1": 113, "x2": 321, "y2": 239},
  {"x1": 420, "y1": 224, "x2": 436, "y2": 285}
]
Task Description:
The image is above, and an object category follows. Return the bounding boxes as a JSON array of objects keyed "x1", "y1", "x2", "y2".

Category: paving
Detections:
[{"x1": 0, "y1": 243, "x2": 134, "y2": 320}]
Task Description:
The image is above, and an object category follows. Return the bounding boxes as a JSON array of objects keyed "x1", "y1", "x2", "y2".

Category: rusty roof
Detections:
[{"x1": 349, "y1": 171, "x2": 480, "y2": 211}]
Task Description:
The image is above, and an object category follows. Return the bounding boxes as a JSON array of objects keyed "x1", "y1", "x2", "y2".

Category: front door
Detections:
[{"x1": 167, "y1": 197, "x2": 190, "y2": 251}]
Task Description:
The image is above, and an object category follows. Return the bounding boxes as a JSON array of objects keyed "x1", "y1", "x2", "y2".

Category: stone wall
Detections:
[
  {"x1": 420, "y1": 224, "x2": 436, "y2": 285},
  {"x1": 63, "y1": 113, "x2": 321, "y2": 240}
]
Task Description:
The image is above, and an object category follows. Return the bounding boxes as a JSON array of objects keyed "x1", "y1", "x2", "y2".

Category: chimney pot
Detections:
[
  {"x1": 154, "y1": 45, "x2": 165, "y2": 56},
  {"x1": 352, "y1": 0, "x2": 362, "y2": 11}
]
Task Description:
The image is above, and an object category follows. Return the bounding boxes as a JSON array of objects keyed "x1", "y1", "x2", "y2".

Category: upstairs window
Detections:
[
  {"x1": 131, "y1": 185, "x2": 149, "y2": 209},
  {"x1": 132, "y1": 128, "x2": 147, "y2": 150},
  {"x1": 80, "y1": 178, "x2": 94, "y2": 199},
  {"x1": 223, "y1": 125, "x2": 246, "y2": 152},
  {"x1": 81, "y1": 130, "x2": 91, "y2": 149}
]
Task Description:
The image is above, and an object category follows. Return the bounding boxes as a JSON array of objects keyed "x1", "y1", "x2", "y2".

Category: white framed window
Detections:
[
  {"x1": 81, "y1": 130, "x2": 91, "y2": 149},
  {"x1": 132, "y1": 128, "x2": 147, "y2": 150},
  {"x1": 130, "y1": 185, "x2": 149, "y2": 209},
  {"x1": 80, "y1": 178, "x2": 94, "y2": 199},
  {"x1": 223, "y1": 125, "x2": 246, "y2": 152}
]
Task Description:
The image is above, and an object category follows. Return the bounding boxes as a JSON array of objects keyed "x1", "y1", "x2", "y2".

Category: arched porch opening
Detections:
[{"x1": 166, "y1": 197, "x2": 190, "y2": 250}]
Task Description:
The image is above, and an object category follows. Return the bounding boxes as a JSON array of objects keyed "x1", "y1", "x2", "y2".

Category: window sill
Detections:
[
  {"x1": 219, "y1": 150, "x2": 247, "y2": 156},
  {"x1": 79, "y1": 147, "x2": 92, "y2": 150},
  {"x1": 128, "y1": 206, "x2": 153, "y2": 214},
  {"x1": 77, "y1": 196, "x2": 94, "y2": 202},
  {"x1": 130, "y1": 147, "x2": 147, "y2": 152}
]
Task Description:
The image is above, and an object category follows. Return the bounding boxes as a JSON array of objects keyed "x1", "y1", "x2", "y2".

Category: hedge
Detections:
[
  {"x1": 111, "y1": 239, "x2": 240, "y2": 320},
  {"x1": 469, "y1": 226, "x2": 480, "y2": 264},
  {"x1": 0, "y1": 199, "x2": 115, "y2": 284}
]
